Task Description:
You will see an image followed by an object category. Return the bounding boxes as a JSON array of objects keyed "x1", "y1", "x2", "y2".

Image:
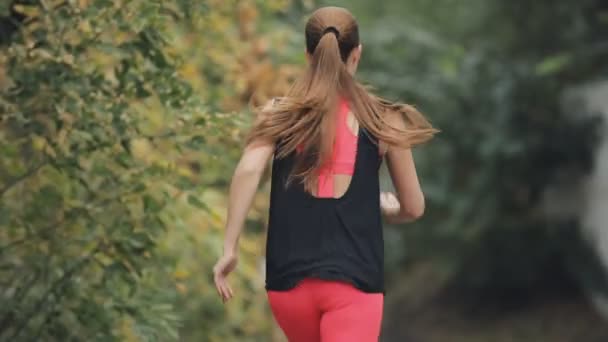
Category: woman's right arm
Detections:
[
  {"x1": 383, "y1": 112, "x2": 425, "y2": 223},
  {"x1": 213, "y1": 100, "x2": 276, "y2": 302}
]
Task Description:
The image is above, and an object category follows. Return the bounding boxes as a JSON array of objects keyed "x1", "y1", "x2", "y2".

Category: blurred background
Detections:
[{"x1": 1, "y1": 0, "x2": 608, "y2": 341}]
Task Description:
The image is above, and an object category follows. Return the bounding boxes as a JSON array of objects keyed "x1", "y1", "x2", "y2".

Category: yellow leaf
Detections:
[
  {"x1": 78, "y1": 0, "x2": 91, "y2": 9},
  {"x1": 13, "y1": 4, "x2": 41, "y2": 18},
  {"x1": 178, "y1": 62, "x2": 198, "y2": 79},
  {"x1": 174, "y1": 268, "x2": 190, "y2": 280},
  {"x1": 78, "y1": 20, "x2": 92, "y2": 34},
  {"x1": 32, "y1": 135, "x2": 46, "y2": 151}
]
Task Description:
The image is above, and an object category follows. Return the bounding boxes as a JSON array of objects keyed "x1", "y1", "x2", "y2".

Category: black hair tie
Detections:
[{"x1": 322, "y1": 26, "x2": 340, "y2": 39}]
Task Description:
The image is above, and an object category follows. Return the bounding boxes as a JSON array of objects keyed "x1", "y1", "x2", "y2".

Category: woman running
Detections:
[{"x1": 213, "y1": 6, "x2": 437, "y2": 342}]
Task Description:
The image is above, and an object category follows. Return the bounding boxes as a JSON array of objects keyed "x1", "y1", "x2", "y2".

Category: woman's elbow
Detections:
[
  {"x1": 400, "y1": 198, "x2": 425, "y2": 222},
  {"x1": 402, "y1": 207, "x2": 424, "y2": 222}
]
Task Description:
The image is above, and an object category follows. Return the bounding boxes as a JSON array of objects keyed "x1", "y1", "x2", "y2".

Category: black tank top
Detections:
[{"x1": 265, "y1": 127, "x2": 385, "y2": 293}]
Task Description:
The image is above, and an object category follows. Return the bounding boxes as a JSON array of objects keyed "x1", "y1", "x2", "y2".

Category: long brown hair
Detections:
[{"x1": 247, "y1": 6, "x2": 438, "y2": 190}]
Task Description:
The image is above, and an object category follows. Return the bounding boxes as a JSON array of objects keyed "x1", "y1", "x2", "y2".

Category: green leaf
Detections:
[
  {"x1": 0, "y1": 2, "x2": 12, "y2": 17},
  {"x1": 186, "y1": 135, "x2": 206, "y2": 149},
  {"x1": 143, "y1": 194, "x2": 163, "y2": 212},
  {"x1": 115, "y1": 151, "x2": 133, "y2": 168},
  {"x1": 535, "y1": 53, "x2": 572, "y2": 76},
  {"x1": 174, "y1": 176, "x2": 194, "y2": 190},
  {"x1": 187, "y1": 194, "x2": 209, "y2": 211}
]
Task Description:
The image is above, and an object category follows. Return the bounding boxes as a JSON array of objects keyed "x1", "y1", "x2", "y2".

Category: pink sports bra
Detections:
[{"x1": 316, "y1": 98, "x2": 358, "y2": 197}]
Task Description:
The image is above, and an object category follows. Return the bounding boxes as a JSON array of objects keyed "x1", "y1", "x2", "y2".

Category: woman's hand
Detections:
[
  {"x1": 213, "y1": 253, "x2": 238, "y2": 302},
  {"x1": 380, "y1": 191, "x2": 401, "y2": 223}
]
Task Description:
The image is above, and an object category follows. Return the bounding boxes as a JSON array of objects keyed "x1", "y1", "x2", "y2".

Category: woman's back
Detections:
[
  {"x1": 266, "y1": 107, "x2": 385, "y2": 293},
  {"x1": 312, "y1": 97, "x2": 359, "y2": 198}
]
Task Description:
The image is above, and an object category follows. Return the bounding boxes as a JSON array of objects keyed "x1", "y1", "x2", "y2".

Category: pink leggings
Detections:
[{"x1": 267, "y1": 278, "x2": 384, "y2": 342}]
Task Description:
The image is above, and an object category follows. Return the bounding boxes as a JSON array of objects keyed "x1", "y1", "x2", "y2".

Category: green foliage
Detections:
[
  {"x1": 333, "y1": 0, "x2": 608, "y2": 299},
  {"x1": 0, "y1": 1, "x2": 206, "y2": 340},
  {"x1": 0, "y1": 0, "x2": 299, "y2": 340}
]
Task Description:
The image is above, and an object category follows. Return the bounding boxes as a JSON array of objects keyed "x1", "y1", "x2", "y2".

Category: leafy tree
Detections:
[
  {"x1": 0, "y1": 0, "x2": 300, "y2": 340},
  {"x1": 327, "y1": 0, "x2": 608, "y2": 302}
]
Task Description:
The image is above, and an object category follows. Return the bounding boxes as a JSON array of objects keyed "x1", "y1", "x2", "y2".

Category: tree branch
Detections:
[
  {"x1": 0, "y1": 271, "x2": 40, "y2": 333},
  {"x1": 0, "y1": 161, "x2": 46, "y2": 197},
  {"x1": 2, "y1": 243, "x2": 101, "y2": 342}
]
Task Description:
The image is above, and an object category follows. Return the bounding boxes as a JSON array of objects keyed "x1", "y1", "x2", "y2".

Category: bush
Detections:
[{"x1": 0, "y1": 0, "x2": 301, "y2": 340}]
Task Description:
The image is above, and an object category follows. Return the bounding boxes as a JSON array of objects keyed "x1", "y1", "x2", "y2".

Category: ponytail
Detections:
[
  {"x1": 286, "y1": 28, "x2": 354, "y2": 190},
  {"x1": 247, "y1": 22, "x2": 437, "y2": 191}
]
